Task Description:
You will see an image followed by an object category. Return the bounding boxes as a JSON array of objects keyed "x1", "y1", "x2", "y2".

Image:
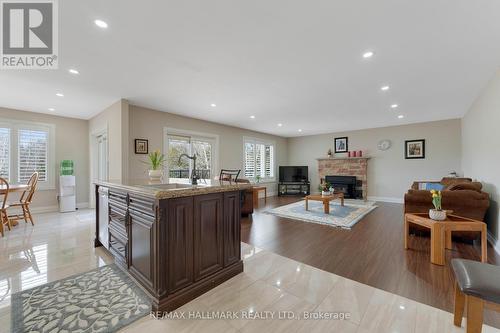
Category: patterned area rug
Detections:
[
  {"x1": 265, "y1": 199, "x2": 377, "y2": 229},
  {"x1": 11, "y1": 264, "x2": 151, "y2": 333}
]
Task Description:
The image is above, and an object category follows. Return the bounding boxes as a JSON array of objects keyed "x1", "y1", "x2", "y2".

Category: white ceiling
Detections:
[{"x1": 1, "y1": 0, "x2": 500, "y2": 137}]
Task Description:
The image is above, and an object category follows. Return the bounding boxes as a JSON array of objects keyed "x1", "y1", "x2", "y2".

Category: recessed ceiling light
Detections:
[
  {"x1": 381, "y1": 86, "x2": 390, "y2": 91},
  {"x1": 210, "y1": 103, "x2": 216, "y2": 107},
  {"x1": 68, "y1": 69, "x2": 79, "y2": 75},
  {"x1": 56, "y1": 93, "x2": 64, "y2": 97},
  {"x1": 363, "y1": 51, "x2": 375, "y2": 58},
  {"x1": 249, "y1": 115, "x2": 255, "y2": 119},
  {"x1": 298, "y1": 129, "x2": 302, "y2": 132},
  {"x1": 277, "y1": 123, "x2": 283, "y2": 127},
  {"x1": 48, "y1": 108, "x2": 55, "y2": 111},
  {"x1": 94, "y1": 19, "x2": 108, "y2": 29},
  {"x1": 398, "y1": 115, "x2": 404, "y2": 119},
  {"x1": 391, "y1": 104, "x2": 399, "y2": 109}
]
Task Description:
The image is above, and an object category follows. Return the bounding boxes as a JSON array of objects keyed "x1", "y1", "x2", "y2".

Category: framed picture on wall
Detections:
[
  {"x1": 405, "y1": 139, "x2": 425, "y2": 159},
  {"x1": 334, "y1": 137, "x2": 348, "y2": 153},
  {"x1": 135, "y1": 139, "x2": 149, "y2": 154}
]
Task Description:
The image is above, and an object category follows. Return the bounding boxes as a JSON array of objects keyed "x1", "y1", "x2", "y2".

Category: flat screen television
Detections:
[{"x1": 279, "y1": 166, "x2": 308, "y2": 183}]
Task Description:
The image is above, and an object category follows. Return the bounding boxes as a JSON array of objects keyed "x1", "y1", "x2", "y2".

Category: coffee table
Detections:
[
  {"x1": 404, "y1": 213, "x2": 487, "y2": 265},
  {"x1": 305, "y1": 193, "x2": 344, "y2": 214}
]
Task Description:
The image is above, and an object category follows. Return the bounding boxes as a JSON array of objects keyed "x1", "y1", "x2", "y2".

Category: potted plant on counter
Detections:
[
  {"x1": 429, "y1": 190, "x2": 446, "y2": 221},
  {"x1": 146, "y1": 150, "x2": 165, "y2": 180},
  {"x1": 319, "y1": 182, "x2": 332, "y2": 196}
]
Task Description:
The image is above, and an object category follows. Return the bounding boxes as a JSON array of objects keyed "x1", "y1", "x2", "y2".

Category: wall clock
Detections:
[{"x1": 377, "y1": 139, "x2": 391, "y2": 151}]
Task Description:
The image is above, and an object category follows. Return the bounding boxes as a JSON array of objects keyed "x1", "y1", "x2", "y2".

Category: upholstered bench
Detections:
[{"x1": 452, "y1": 259, "x2": 500, "y2": 333}]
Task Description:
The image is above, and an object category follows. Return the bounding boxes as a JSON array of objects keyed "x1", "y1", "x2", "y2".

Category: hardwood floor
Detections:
[{"x1": 241, "y1": 196, "x2": 500, "y2": 328}]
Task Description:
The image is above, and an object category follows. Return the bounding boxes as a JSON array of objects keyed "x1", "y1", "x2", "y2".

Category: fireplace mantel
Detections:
[
  {"x1": 316, "y1": 157, "x2": 371, "y2": 161},
  {"x1": 317, "y1": 157, "x2": 370, "y2": 200}
]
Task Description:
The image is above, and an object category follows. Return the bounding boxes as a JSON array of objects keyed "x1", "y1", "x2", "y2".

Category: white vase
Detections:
[
  {"x1": 148, "y1": 169, "x2": 162, "y2": 180},
  {"x1": 321, "y1": 191, "x2": 331, "y2": 196},
  {"x1": 429, "y1": 209, "x2": 447, "y2": 221}
]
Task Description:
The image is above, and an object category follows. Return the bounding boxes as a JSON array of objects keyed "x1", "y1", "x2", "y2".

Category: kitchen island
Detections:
[{"x1": 94, "y1": 179, "x2": 250, "y2": 312}]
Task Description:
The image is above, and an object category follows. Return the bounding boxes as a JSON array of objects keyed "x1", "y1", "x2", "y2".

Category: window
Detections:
[
  {"x1": 0, "y1": 119, "x2": 54, "y2": 188},
  {"x1": 0, "y1": 128, "x2": 10, "y2": 179},
  {"x1": 244, "y1": 137, "x2": 275, "y2": 181},
  {"x1": 164, "y1": 129, "x2": 218, "y2": 184},
  {"x1": 18, "y1": 129, "x2": 48, "y2": 182}
]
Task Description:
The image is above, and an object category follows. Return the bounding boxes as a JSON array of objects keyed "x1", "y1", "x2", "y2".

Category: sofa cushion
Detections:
[{"x1": 447, "y1": 182, "x2": 483, "y2": 192}]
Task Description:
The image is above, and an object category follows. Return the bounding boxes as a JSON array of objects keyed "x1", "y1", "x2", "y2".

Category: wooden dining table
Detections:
[
  {"x1": 0, "y1": 184, "x2": 29, "y2": 226},
  {"x1": 0, "y1": 184, "x2": 28, "y2": 195}
]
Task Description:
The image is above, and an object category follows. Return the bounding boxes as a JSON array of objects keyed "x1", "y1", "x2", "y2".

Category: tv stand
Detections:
[{"x1": 278, "y1": 182, "x2": 310, "y2": 196}]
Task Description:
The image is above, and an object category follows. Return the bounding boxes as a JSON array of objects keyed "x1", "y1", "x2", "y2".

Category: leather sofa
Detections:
[{"x1": 404, "y1": 177, "x2": 490, "y2": 239}]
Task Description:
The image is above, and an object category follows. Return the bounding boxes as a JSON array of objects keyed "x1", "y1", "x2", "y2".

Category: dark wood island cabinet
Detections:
[{"x1": 94, "y1": 180, "x2": 248, "y2": 312}]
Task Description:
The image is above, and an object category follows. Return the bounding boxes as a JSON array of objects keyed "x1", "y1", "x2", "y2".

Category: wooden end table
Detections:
[
  {"x1": 404, "y1": 213, "x2": 487, "y2": 266},
  {"x1": 305, "y1": 193, "x2": 344, "y2": 214},
  {"x1": 252, "y1": 186, "x2": 267, "y2": 207}
]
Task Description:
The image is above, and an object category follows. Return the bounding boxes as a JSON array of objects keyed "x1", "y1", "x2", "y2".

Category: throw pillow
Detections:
[{"x1": 425, "y1": 183, "x2": 445, "y2": 191}]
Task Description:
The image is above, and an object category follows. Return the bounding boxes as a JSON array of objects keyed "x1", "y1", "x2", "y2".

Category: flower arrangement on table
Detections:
[
  {"x1": 429, "y1": 190, "x2": 447, "y2": 220},
  {"x1": 144, "y1": 150, "x2": 166, "y2": 180},
  {"x1": 318, "y1": 182, "x2": 332, "y2": 196}
]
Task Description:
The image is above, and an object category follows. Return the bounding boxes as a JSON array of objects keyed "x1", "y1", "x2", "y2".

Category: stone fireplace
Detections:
[{"x1": 317, "y1": 157, "x2": 369, "y2": 200}]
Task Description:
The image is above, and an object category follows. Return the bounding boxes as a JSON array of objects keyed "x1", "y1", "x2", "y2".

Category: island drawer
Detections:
[{"x1": 129, "y1": 194, "x2": 156, "y2": 217}]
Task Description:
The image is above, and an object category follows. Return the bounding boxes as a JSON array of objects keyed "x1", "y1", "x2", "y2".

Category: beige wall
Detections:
[
  {"x1": 288, "y1": 119, "x2": 463, "y2": 201},
  {"x1": 462, "y1": 69, "x2": 500, "y2": 246},
  {"x1": 0, "y1": 107, "x2": 89, "y2": 210},
  {"x1": 89, "y1": 99, "x2": 130, "y2": 182},
  {"x1": 128, "y1": 105, "x2": 288, "y2": 194}
]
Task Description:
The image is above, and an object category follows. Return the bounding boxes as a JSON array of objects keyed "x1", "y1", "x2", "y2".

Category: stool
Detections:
[{"x1": 452, "y1": 259, "x2": 500, "y2": 333}]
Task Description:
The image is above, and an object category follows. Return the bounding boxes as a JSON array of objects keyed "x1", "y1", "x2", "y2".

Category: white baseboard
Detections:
[
  {"x1": 487, "y1": 231, "x2": 500, "y2": 256},
  {"x1": 29, "y1": 202, "x2": 89, "y2": 214},
  {"x1": 367, "y1": 196, "x2": 404, "y2": 204}
]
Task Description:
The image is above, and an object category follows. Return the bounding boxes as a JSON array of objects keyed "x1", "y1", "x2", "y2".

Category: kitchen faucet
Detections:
[{"x1": 178, "y1": 153, "x2": 198, "y2": 185}]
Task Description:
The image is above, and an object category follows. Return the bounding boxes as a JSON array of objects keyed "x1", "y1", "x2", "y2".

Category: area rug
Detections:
[
  {"x1": 265, "y1": 199, "x2": 377, "y2": 229},
  {"x1": 11, "y1": 264, "x2": 151, "y2": 333}
]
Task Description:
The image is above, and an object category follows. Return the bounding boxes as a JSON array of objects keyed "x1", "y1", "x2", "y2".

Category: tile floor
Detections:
[{"x1": 0, "y1": 209, "x2": 498, "y2": 333}]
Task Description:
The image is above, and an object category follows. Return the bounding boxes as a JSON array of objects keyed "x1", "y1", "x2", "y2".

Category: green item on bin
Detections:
[{"x1": 60, "y1": 160, "x2": 74, "y2": 175}]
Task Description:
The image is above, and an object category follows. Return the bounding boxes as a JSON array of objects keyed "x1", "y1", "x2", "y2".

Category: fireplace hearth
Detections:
[
  {"x1": 317, "y1": 156, "x2": 369, "y2": 200},
  {"x1": 325, "y1": 175, "x2": 360, "y2": 199}
]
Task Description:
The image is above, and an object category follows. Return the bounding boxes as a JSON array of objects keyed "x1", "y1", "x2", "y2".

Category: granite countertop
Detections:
[{"x1": 94, "y1": 179, "x2": 252, "y2": 199}]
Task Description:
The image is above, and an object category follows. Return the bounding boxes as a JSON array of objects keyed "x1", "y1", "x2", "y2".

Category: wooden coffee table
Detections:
[
  {"x1": 404, "y1": 213, "x2": 487, "y2": 266},
  {"x1": 305, "y1": 193, "x2": 344, "y2": 214}
]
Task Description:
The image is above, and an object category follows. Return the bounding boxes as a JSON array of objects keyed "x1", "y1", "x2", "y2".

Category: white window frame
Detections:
[
  {"x1": 243, "y1": 136, "x2": 276, "y2": 182},
  {"x1": 163, "y1": 127, "x2": 219, "y2": 184},
  {"x1": 0, "y1": 118, "x2": 55, "y2": 190}
]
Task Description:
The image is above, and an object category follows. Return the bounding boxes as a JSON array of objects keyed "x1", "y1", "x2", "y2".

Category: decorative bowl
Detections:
[{"x1": 429, "y1": 209, "x2": 447, "y2": 221}]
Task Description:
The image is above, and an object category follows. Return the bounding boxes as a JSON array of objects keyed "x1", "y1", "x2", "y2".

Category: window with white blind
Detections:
[
  {"x1": 243, "y1": 137, "x2": 275, "y2": 181},
  {"x1": 0, "y1": 128, "x2": 10, "y2": 180},
  {"x1": 18, "y1": 129, "x2": 48, "y2": 182},
  {"x1": 0, "y1": 119, "x2": 54, "y2": 188}
]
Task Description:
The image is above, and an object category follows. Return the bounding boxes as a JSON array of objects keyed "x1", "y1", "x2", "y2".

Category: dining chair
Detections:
[
  {"x1": 219, "y1": 169, "x2": 241, "y2": 183},
  {"x1": 8, "y1": 172, "x2": 38, "y2": 226},
  {"x1": 0, "y1": 177, "x2": 10, "y2": 237}
]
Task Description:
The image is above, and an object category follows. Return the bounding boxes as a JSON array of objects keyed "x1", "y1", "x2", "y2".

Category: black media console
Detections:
[{"x1": 278, "y1": 182, "x2": 310, "y2": 196}]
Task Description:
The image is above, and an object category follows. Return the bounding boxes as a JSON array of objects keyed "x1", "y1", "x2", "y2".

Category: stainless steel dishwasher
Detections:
[{"x1": 98, "y1": 186, "x2": 109, "y2": 249}]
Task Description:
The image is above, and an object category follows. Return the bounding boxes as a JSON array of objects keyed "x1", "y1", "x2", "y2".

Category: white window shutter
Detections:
[
  {"x1": 18, "y1": 129, "x2": 48, "y2": 182},
  {"x1": 0, "y1": 128, "x2": 10, "y2": 180}
]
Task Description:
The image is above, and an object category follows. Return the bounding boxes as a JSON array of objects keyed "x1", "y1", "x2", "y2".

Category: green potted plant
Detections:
[
  {"x1": 255, "y1": 174, "x2": 261, "y2": 184},
  {"x1": 429, "y1": 190, "x2": 446, "y2": 220},
  {"x1": 145, "y1": 150, "x2": 165, "y2": 180},
  {"x1": 318, "y1": 182, "x2": 332, "y2": 196}
]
